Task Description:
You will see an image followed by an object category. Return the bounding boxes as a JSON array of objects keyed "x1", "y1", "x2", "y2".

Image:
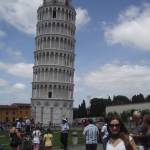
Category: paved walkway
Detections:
[{"x1": 56, "y1": 144, "x2": 103, "y2": 150}]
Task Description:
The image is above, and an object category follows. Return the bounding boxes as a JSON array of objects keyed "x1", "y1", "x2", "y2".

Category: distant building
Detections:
[
  {"x1": 106, "y1": 102, "x2": 150, "y2": 114},
  {"x1": 0, "y1": 103, "x2": 31, "y2": 122}
]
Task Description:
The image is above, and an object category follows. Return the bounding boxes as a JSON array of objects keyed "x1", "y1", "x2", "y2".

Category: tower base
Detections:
[{"x1": 31, "y1": 99, "x2": 73, "y2": 125}]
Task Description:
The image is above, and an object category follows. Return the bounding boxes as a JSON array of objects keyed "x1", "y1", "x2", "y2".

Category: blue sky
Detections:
[{"x1": 1, "y1": 0, "x2": 150, "y2": 106}]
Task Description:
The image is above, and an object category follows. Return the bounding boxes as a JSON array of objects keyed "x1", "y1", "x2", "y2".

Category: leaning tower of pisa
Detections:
[{"x1": 31, "y1": 0, "x2": 76, "y2": 125}]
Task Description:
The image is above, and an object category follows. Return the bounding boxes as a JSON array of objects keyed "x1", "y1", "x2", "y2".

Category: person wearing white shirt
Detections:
[
  {"x1": 101, "y1": 121, "x2": 109, "y2": 150},
  {"x1": 16, "y1": 119, "x2": 21, "y2": 130},
  {"x1": 83, "y1": 119, "x2": 99, "y2": 150},
  {"x1": 32, "y1": 127, "x2": 41, "y2": 150},
  {"x1": 60, "y1": 119, "x2": 69, "y2": 150},
  {"x1": 25, "y1": 118, "x2": 31, "y2": 135},
  {"x1": 106, "y1": 116, "x2": 137, "y2": 150}
]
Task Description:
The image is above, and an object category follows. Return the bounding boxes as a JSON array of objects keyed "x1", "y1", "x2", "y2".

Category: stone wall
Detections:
[{"x1": 106, "y1": 102, "x2": 150, "y2": 114}]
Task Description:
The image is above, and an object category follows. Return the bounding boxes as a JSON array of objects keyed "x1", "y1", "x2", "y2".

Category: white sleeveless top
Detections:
[
  {"x1": 106, "y1": 140, "x2": 126, "y2": 150},
  {"x1": 32, "y1": 130, "x2": 41, "y2": 144}
]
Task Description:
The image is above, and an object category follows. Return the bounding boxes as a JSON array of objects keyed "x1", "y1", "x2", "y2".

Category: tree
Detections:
[
  {"x1": 120, "y1": 111, "x2": 130, "y2": 122},
  {"x1": 145, "y1": 95, "x2": 150, "y2": 102},
  {"x1": 112, "y1": 95, "x2": 130, "y2": 105},
  {"x1": 106, "y1": 96, "x2": 112, "y2": 106},
  {"x1": 80, "y1": 100, "x2": 87, "y2": 117},
  {"x1": 132, "y1": 93, "x2": 145, "y2": 103},
  {"x1": 74, "y1": 100, "x2": 87, "y2": 118},
  {"x1": 90, "y1": 98, "x2": 107, "y2": 117},
  {"x1": 78, "y1": 104, "x2": 81, "y2": 118},
  {"x1": 73, "y1": 108, "x2": 78, "y2": 119},
  {"x1": 107, "y1": 112, "x2": 119, "y2": 118}
]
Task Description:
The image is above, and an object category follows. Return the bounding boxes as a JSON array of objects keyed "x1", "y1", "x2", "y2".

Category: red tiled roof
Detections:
[
  {"x1": 0, "y1": 105, "x2": 17, "y2": 109},
  {"x1": 0, "y1": 103, "x2": 31, "y2": 109},
  {"x1": 11, "y1": 103, "x2": 31, "y2": 107}
]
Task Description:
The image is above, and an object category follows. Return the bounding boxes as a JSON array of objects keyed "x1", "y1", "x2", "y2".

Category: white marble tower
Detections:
[{"x1": 31, "y1": 0, "x2": 76, "y2": 125}]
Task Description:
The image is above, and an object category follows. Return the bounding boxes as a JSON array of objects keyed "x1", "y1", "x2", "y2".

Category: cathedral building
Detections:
[
  {"x1": 31, "y1": 0, "x2": 76, "y2": 124},
  {"x1": 0, "y1": 103, "x2": 31, "y2": 122}
]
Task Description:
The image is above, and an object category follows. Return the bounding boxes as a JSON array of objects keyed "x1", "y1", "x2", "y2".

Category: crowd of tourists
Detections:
[
  {"x1": 1, "y1": 110, "x2": 150, "y2": 150},
  {"x1": 82, "y1": 110, "x2": 150, "y2": 150},
  {"x1": 4, "y1": 118, "x2": 69, "y2": 150}
]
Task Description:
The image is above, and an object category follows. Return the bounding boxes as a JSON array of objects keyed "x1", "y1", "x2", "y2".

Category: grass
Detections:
[
  {"x1": 0, "y1": 129, "x2": 84, "y2": 149},
  {"x1": 0, "y1": 131, "x2": 10, "y2": 150},
  {"x1": 53, "y1": 129, "x2": 84, "y2": 148}
]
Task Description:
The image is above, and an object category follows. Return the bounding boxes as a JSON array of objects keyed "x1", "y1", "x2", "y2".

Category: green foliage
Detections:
[
  {"x1": 112, "y1": 95, "x2": 130, "y2": 105},
  {"x1": 141, "y1": 109, "x2": 150, "y2": 116},
  {"x1": 0, "y1": 131, "x2": 10, "y2": 150},
  {"x1": 73, "y1": 100, "x2": 87, "y2": 118},
  {"x1": 145, "y1": 95, "x2": 150, "y2": 102},
  {"x1": 107, "y1": 112, "x2": 119, "y2": 118},
  {"x1": 120, "y1": 111, "x2": 131, "y2": 122},
  {"x1": 73, "y1": 93, "x2": 150, "y2": 119},
  {"x1": 73, "y1": 108, "x2": 78, "y2": 119},
  {"x1": 89, "y1": 98, "x2": 108, "y2": 117},
  {"x1": 132, "y1": 93, "x2": 145, "y2": 103}
]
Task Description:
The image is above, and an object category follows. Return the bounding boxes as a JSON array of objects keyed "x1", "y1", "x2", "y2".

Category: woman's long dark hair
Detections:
[{"x1": 107, "y1": 115, "x2": 134, "y2": 150}]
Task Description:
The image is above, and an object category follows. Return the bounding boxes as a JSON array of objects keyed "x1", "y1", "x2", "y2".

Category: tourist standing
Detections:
[
  {"x1": 10, "y1": 123, "x2": 22, "y2": 150},
  {"x1": 43, "y1": 129, "x2": 53, "y2": 150},
  {"x1": 16, "y1": 119, "x2": 21, "y2": 131},
  {"x1": 106, "y1": 115, "x2": 136, "y2": 150},
  {"x1": 131, "y1": 111, "x2": 146, "y2": 149},
  {"x1": 32, "y1": 127, "x2": 41, "y2": 150},
  {"x1": 25, "y1": 118, "x2": 31, "y2": 136},
  {"x1": 101, "y1": 118, "x2": 109, "y2": 150},
  {"x1": 83, "y1": 119, "x2": 99, "y2": 150},
  {"x1": 60, "y1": 119, "x2": 69, "y2": 150},
  {"x1": 143, "y1": 114, "x2": 150, "y2": 150}
]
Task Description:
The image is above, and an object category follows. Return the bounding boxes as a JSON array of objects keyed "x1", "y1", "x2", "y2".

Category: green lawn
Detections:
[
  {"x1": 0, "y1": 129, "x2": 84, "y2": 149},
  {"x1": 0, "y1": 131, "x2": 10, "y2": 150}
]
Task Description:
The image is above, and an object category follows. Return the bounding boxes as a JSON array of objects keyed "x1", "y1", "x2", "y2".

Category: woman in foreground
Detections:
[{"x1": 106, "y1": 115, "x2": 137, "y2": 150}]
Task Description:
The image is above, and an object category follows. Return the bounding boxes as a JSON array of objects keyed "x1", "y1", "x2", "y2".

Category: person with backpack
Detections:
[
  {"x1": 32, "y1": 126, "x2": 41, "y2": 150},
  {"x1": 43, "y1": 128, "x2": 53, "y2": 150},
  {"x1": 9, "y1": 123, "x2": 22, "y2": 150}
]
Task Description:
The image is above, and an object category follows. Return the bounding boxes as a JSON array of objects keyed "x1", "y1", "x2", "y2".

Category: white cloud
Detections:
[
  {"x1": 0, "y1": 0, "x2": 42, "y2": 35},
  {"x1": 0, "y1": 78, "x2": 26, "y2": 93},
  {"x1": 0, "y1": 79, "x2": 30, "y2": 104},
  {"x1": 75, "y1": 63, "x2": 150, "y2": 103},
  {"x1": 0, "y1": 62, "x2": 33, "y2": 79},
  {"x1": 76, "y1": 8, "x2": 91, "y2": 29},
  {"x1": 104, "y1": 3, "x2": 150, "y2": 51},
  {"x1": 12, "y1": 83, "x2": 26, "y2": 91},
  {"x1": 0, "y1": 0, "x2": 90, "y2": 35}
]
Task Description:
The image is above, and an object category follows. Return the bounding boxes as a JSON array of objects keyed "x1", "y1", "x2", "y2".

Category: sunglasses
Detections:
[{"x1": 109, "y1": 124, "x2": 120, "y2": 128}]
